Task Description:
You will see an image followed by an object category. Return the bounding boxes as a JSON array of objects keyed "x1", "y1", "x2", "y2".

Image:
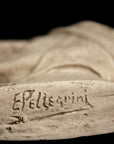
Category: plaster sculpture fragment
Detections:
[{"x1": 0, "y1": 21, "x2": 114, "y2": 140}]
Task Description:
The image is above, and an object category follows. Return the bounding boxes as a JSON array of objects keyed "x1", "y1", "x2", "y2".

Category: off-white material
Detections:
[{"x1": 0, "y1": 21, "x2": 114, "y2": 140}]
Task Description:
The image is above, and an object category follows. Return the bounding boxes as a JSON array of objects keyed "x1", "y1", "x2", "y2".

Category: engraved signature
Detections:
[
  {"x1": 12, "y1": 89, "x2": 93, "y2": 111},
  {"x1": 9, "y1": 88, "x2": 93, "y2": 124}
]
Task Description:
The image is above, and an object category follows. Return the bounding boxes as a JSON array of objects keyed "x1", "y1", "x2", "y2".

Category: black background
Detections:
[
  {"x1": 0, "y1": 1, "x2": 114, "y2": 144},
  {"x1": 0, "y1": 1, "x2": 114, "y2": 39}
]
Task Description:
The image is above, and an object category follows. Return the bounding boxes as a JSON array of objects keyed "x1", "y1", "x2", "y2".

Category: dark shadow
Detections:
[{"x1": 0, "y1": 133, "x2": 114, "y2": 144}]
